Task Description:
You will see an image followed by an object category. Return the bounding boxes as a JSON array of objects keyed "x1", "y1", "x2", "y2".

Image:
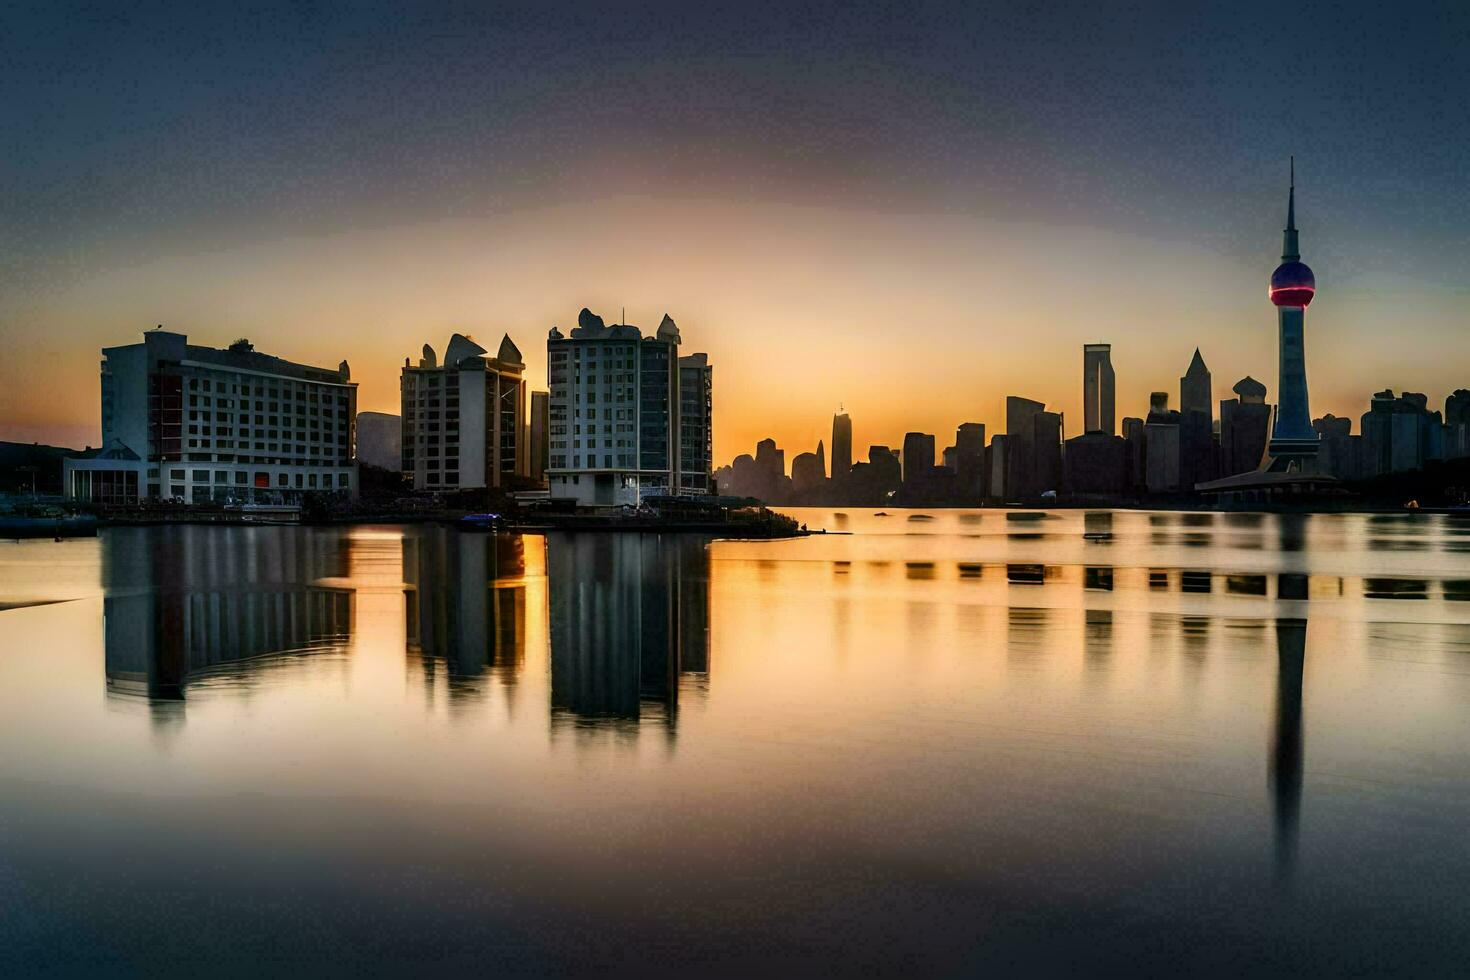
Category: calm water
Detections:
[{"x1": 3, "y1": 510, "x2": 1469, "y2": 976}]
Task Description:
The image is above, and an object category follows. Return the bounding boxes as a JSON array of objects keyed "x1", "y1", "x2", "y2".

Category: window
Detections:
[{"x1": 192, "y1": 470, "x2": 209, "y2": 482}]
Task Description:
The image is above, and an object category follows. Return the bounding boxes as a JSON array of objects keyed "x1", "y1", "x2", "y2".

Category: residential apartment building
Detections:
[
  {"x1": 546, "y1": 308, "x2": 712, "y2": 506},
  {"x1": 65, "y1": 328, "x2": 357, "y2": 504},
  {"x1": 400, "y1": 333, "x2": 526, "y2": 492}
]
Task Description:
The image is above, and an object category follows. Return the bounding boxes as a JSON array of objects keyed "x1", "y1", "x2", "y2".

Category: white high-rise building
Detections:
[
  {"x1": 65, "y1": 328, "x2": 358, "y2": 504},
  {"x1": 400, "y1": 333, "x2": 526, "y2": 492},
  {"x1": 546, "y1": 308, "x2": 712, "y2": 506}
]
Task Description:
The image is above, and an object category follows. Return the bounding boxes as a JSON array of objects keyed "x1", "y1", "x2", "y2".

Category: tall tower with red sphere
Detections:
[{"x1": 1265, "y1": 157, "x2": 1320, "y2": 469}]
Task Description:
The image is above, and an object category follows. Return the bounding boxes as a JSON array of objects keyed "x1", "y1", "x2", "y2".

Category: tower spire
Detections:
[{"x1": 1282, "y1": 156, "x2": 1299, "y2": 261}]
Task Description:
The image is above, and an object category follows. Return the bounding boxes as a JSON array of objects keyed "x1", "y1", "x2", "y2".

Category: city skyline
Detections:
[{"x1": 3, "y1": 3, "x2": 1469, "y2": 459}]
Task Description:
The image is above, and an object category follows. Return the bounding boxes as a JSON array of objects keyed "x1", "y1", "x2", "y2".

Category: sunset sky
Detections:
[{"x1": 2, "y1": 1, "x2": 1467, "y2": 464}]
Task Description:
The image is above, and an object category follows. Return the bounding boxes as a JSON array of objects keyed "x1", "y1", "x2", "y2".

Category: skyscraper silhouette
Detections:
[
  {"x1": 1082, "y1": 343, "x2": 1116, "y2": 435},
  {"x1": 1180, "y1": 349, "x2": 1215, "y2": 487},
  {"x1": 831, "y1": 412, "x2": 852, "y2": 489}
]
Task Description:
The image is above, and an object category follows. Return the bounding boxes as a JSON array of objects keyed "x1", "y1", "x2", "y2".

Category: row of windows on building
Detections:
[
  {"x1": 548, "y1": 454, "x2": 636, "y2": 470},
  {"x1": 154, "y1": 467, "x2": 352, "y2": 488},
  {"x1": 184, "y1": 374, "x2": 349, "y2": 398}
]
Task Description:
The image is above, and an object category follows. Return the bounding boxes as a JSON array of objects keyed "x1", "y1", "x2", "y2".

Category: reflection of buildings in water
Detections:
[
  {"x1": 402, "y1": 527, "x2": 526, "y2": 687},
  {"x1": 546, "y1": 533, "x2": 710, "y2": 728},
  {"x1": 102, "y1": 527, "x2": 355, "y2": 715},
  {"x1": 1006, "y1": 605, "x2": 1050, "y2": 663},
  {"x1": 1272, "y1": 618, "x2": 1306, "y2": 883},
  {"x1": 1083, "y1": 510, "x2": 1113, "y2": 539},
  {"x1": 1277, "y1": 573, "x2": 1309, "y2": 600},
  {"x1": 1277, "y1": 513, "x2": 1308, "y2": 552},
  {"x1": 1083, "y1": 609, "x2": 1112, "y2": 676}
]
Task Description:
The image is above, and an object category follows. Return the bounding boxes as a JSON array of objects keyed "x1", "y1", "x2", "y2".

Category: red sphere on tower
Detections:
[
  {"x1": 1269, "y1": 157, "x2": 1314, "y2": 307},
  {"x1": 1269, "y1": 260, "x2": 1315, "y2": 307}
]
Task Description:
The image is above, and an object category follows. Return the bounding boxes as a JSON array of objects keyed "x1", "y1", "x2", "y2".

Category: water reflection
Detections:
[
  {"x1": 1363, "y1": 578, "x2": 1430, "y2": 600},
  {"x1": 1278, "y1": 513, "x2": 1308, "y2": 552},
  {"x1": 4, "y1": 512, "x2": 1470, "y2": 974},
  {"x1": 403, "y1": 527, "x2": 526, "y2": 687},
  {"x1": 1007, "y1": 562, "x2": 1045, "y2": 584},
  {"x1": 101, "y1": 527, "x2": 353, "y2": 717},
  {"x1": 1272, "y1": 618, "x2": 1306, "y2": 883},
  {"x1": 546, "y1": 533, "x2": 710, "y2": 732},
  {"x1": 1226, "y1": 574, "x2": 1268, "y2": 597}
]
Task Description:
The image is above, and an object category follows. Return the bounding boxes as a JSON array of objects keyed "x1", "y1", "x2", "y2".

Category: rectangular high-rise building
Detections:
[
  {"x1": 1083, "y1": 344, "x2": 1116, "y2": 435},
  {"x1": 678, "y1": 353, "x2": 713, "y2": 494},
  {"x1": 547, "y1": 309, "x2": 707, "y2": 506},
  {"x1": 529, "y1": 390, "x2": 550, "y2": 486},
  {"x1": 955, "y1": 422, "x2": 986, "y2": 500},
  {"x1": 1005, "y1": 396, "x2": 1046, "y2": 498},
  {"x1": 65, "y1": 329, "x2": 357, "y2": 505},
  {"x1": 401, "y1": 333, "x2": 526, "y2": 492},
  {"x1": 831, "y1": 412, "x2": 853, "y2": 489},
  {"x1": 901, "y1": 432, "x2": 935, "y2": 488}
]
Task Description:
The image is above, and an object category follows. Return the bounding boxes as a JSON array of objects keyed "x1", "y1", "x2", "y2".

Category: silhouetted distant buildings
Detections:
[
  {"x1": 831, "y1": 412, "x2": 853, "y2": 493},
  {"x1": 355, "y1": 411, "x2": 401, "y2": 471},
  {"x1": 1219, "y1": 376, "x2": 1271, "y2": 477},
  {"x1": 791, "y1": 442, "x2": 826, "y2": 497},
  {"x1": 1082, "y1": 343, "x2": 1116, "y2": 435},
  {"x1": 954, "y1": 423, "x2": 986, "y2": 499},
  {"x1": 1179, "y1": 349, "x2": 1216, "y2": 488},
  {"x1": 529, "y1": 390, "x2": 550, "y2": 487}
]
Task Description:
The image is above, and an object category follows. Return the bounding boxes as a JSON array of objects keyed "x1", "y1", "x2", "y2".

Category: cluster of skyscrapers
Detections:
[
  {"x1": 44, "y1": 164, "x2": 1470, "y2": 510},
  {"x1": 719, "y1": 166, "x2": 1469, "y2": 506}
]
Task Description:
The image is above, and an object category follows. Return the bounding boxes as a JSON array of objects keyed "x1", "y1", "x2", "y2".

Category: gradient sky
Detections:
[{"x1": 2, "y1": 1, "x2": 1467, "y2": 464}]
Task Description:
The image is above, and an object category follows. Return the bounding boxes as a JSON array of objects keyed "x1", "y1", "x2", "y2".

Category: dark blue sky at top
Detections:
[{"x1": 2, "y1": 0, "x2": 1468, "y2": 294}]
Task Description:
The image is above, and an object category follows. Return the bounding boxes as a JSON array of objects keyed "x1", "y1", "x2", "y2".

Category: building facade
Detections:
[
  {"x1": 400, "y1": 333, "x2": 526, "y2": 492},
  {"x1": 547, "y1": 308, "x2": 712, "y2": 506},
  {"x1": 66, "y1": 329, "x2": 357, "y2": 505},
  {"x1": 529, "y1": 390, "x2": 550, "y2": 486},
  {"x1": 678, "y1": 353, "x2": 713, "y2": 493}
]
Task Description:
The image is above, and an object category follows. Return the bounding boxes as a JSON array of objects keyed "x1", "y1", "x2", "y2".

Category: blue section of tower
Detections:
[
  {"x1": 1268, "y1": 160, "x2": 1319, "y2": 459},
  {"x1": 1273, "y1": 306, "x2": 1314, "y2": 443}
]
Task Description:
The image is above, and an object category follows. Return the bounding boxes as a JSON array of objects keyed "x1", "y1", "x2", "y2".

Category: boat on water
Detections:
[{"x1": 226, "y1": 503, "x2": 301, "y2": 524}]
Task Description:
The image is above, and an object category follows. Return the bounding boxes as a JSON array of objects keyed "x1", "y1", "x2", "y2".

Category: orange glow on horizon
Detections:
[{"x1": 0, "y1": 197, "x2": 1463, "y2": 465}]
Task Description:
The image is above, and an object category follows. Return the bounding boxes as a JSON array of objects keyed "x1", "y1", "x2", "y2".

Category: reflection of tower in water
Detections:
[
  {"x1": 1271, "y1": 617, "x2": 1306, "y2": 882},
  {"x1": 402, "y1": 526, "x2": 526, "y2": 685},
  {"x1": 546, "y1": 533, "x2": 710, "y2": 730},
  {"x1": 102, "y1": 527, "x2": 354, "y2": 719}
]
